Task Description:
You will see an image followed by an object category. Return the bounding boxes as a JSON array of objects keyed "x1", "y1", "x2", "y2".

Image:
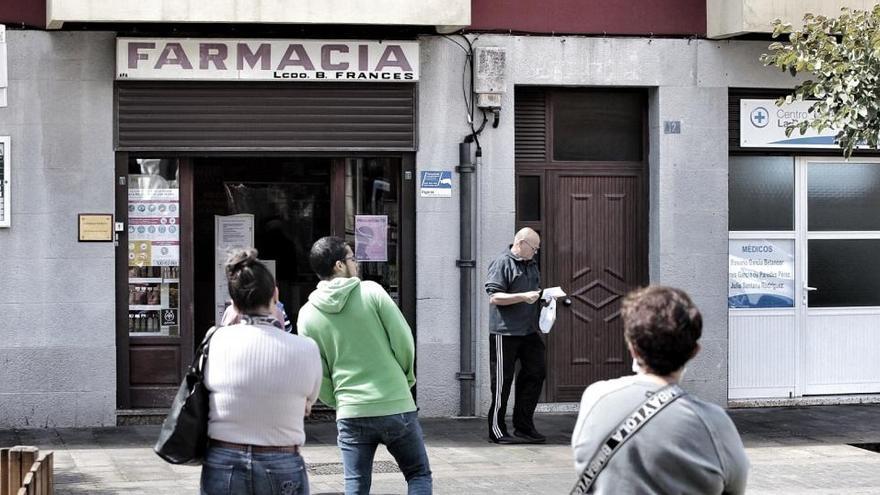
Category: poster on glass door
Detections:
[
  {"x1": 355, "y1": 215, "x2": 388, "y2": 262},
  {"x1": 128, "y1": 188, "x2": 180, "y2": 266},
  {"x1": 728, "y1": 239, "x2": 795, "y2": 308}
]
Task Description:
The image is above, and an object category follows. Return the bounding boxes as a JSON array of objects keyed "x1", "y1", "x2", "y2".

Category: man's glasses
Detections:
[{"x1": 521, "y1": 239, "x2": 539, "y2": 253}]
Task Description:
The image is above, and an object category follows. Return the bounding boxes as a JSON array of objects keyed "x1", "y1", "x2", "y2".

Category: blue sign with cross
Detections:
[{"x1": 749, "y1": 107, "x2": 770, "y2": 128}]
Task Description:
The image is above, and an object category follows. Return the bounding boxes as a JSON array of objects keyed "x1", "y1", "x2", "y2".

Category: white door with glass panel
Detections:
[
  {"x1": 729, "y1": 156, "x2": 880, "y2": 398},
  {"x1": 800, "y1": 158, "x2": 880, "y2": 395}
]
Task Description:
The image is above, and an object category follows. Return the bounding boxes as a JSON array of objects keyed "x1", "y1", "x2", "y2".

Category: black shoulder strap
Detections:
[
  {"x1": 193, "y1": 326, "x2": 220, "y2": 375},
  {"x1": 571, "y1": 384, "x2": 686, "y2": 495}
]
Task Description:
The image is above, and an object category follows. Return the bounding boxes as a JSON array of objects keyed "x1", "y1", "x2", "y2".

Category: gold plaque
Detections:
[{"x1": 78, "y1": 213, "x2": 114, "y2": 242}]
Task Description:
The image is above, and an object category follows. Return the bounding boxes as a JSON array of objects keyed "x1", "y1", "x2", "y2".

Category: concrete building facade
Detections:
[
  {"x1": 0, "y1": 28, "x2": 806, "y2": 425},
  {"x1": 0, "y1": 31, "x2": 117, "y2": 426},
  {"x1": 416, "y1": 36, "x2": 813, "y2": 415},
  {"x1": 3, "y1": 0, "x2": 879, "y2": 427}
]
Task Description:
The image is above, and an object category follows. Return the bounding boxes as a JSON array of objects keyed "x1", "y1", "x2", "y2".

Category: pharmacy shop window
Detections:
[{"x1": 127, "y1": 158, "x2": 181, "y2": 337}]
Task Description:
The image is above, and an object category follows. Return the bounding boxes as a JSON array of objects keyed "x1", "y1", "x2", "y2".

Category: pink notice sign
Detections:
[{"x1": 355, "y1": 215, "x2": 388, "y2": 262}]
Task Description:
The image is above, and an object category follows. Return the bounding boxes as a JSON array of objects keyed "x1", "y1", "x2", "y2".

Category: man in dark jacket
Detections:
[{"x1": 485, "y1": 227, "x2": 546, "y2": 444}]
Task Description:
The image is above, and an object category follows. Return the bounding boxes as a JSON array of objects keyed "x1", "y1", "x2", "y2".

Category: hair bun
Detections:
[{"x1": 225, "y1": 248, "x2": 259, "y2": 277}]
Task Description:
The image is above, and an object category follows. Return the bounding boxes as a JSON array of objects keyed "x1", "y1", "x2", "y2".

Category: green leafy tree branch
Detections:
[{"x1": 761, "y1": 6, "x2": 880, "y2": 157}]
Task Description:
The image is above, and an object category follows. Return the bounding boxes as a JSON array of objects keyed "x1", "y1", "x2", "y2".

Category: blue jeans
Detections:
[
  {"x1": 336, "y1": 411, "x2": 432, "y2": 495},
  {"x1": 200, "y1": 446, "x2": 309, "y2": 495}
]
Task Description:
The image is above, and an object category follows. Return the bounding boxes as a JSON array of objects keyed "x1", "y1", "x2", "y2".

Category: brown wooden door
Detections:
[
  {"x1": 544, "y1": 170, "x2": 648, "y2": 402},
  {"x1": 514, "y1": 86, "x2": 648, "y2": 402}
]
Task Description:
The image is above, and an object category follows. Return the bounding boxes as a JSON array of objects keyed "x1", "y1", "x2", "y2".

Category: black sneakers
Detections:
[
  {"x1": 487, "y1": 434, "x2": 525, "y2": 444},
  {"x1": 513, "y1": 429, "x2": 547, "y2": 444},
  {"x1": 488, "y1": 429, "x2": 546, "y2": 444}
]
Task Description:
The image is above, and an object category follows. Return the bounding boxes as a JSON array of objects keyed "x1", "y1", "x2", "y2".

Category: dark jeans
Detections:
[
  {"x1": 336, "y1": 411, "x2": 432, "y2": 495},
  {"x1": 200, "y1": 445, "x2": 309, "y2": 495},
  {"x1": 488, "y1": 332, "x2": 546, "y2": 439}
]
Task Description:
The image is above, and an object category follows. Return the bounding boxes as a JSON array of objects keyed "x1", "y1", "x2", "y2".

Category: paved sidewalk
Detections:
[{"x1": 1, "y1": 405, "x2": 879, "y2": 494}]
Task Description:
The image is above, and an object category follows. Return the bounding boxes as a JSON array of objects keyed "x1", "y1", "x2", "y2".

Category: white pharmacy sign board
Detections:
[
  {"x1": 728, "y1": 239, "x2": 795, "y2": 308},
  {"x1": 740, "y1": 98, "x2": 874, "y2": 149},
  {"x1": 117, "y1": 38, "x2": 419, "y2": 82}
]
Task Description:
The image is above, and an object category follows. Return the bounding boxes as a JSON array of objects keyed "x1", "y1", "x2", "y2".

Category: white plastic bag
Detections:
[
  {"x1": 539, "y1": 297, "x2": 557, "y2": 334},
  {"x1": 538, "y1": 286, "x2": 566, "y2": 334}
]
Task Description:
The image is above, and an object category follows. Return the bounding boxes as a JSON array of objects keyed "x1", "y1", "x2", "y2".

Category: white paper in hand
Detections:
[{"x1": 542, "y1": 286, "x2": 566, "y2": 300}]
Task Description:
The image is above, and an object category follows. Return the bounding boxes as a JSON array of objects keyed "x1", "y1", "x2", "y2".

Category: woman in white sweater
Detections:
[{"x1": 201, "y1": 248, "x2": 322, "y2": 495}]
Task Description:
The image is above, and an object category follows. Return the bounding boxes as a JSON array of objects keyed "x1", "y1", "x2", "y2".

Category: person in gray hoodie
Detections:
[{"x1": 571, "y1": 286, "x2": 749, "y2": 494}]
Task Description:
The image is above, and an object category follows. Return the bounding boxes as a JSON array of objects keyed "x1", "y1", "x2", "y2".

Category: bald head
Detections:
[
  {"x1": 515, "y1": 227, "x2": 539, "y2": 243},
  {"x1": 512, "y1": 228, "x2": 541, "y2": 260}
]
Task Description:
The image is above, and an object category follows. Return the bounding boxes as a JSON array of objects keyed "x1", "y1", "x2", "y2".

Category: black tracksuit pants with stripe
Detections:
[{"x1": 488, "y1": 332, "x2": 546, "y2": 439}]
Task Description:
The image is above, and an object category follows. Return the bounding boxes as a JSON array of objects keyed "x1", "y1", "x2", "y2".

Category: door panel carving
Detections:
[{"x1": 546, "y1": 173, "x2": 647, "y2": 402}]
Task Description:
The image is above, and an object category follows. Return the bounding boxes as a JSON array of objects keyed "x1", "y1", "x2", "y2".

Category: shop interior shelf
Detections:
[
  {"x1": 129, "y1": 304, "x2": 162, "y2": 310},
  {"x1": 129, "y1": 278, "x2": 163, "y2": 283}
]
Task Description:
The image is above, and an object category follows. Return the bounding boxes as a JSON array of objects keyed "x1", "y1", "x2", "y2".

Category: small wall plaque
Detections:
[{"x1": 78, "y1": 213, "x2": 114, "y2": 242}]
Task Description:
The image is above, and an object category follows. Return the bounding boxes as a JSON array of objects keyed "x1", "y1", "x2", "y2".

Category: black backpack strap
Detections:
[{"x1": 571, "y1": 384, "x2": 686, "y2": 495}]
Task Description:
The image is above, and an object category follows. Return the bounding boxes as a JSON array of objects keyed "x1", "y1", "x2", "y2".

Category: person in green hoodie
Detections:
[{"x1": 297, "y1": 236, "x2": 432, "y2": 495}]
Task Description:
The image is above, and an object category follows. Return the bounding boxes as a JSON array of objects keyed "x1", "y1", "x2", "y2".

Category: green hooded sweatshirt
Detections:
[{"x1": 297, "y1": 277, "x2": 416, "y2": 419}]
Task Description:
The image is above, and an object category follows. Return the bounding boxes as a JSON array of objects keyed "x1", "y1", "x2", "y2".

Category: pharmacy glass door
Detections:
[{"x1": 118, "y1": 156, "x2": 193, "y2": 409}]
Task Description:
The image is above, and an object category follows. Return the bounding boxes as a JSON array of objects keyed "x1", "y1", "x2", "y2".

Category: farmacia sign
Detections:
[{"x1": 117, "y1": 38, "x2": 419, "y2": 82}]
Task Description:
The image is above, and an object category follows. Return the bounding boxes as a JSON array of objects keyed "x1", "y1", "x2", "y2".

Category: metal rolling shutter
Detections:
[{"x1": 116, "y1": 82, "x2": 416, "y2": 151}]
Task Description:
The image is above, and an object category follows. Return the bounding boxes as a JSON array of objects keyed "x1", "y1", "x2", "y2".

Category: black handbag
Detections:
[{"x1": 154, "y1": 326, "x2": 220, "y2": 465}]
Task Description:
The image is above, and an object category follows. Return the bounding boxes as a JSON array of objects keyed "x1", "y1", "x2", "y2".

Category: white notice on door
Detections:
[
  {"x1": 217, "y1": 214, "x2": 254, "y2": 249},
  {"x1": 728, "y1": 239, "x2": 795, "y2": 308},
  {"x1": 214, "y1": 214, "x2": 255, "y2": 324}
]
